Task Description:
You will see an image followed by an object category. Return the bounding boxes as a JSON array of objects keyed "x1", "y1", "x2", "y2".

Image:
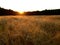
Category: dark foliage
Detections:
[
  {"x1": 25, "y1": 9, "x2": 60, "y2": 15},
  {"x1": 0, "y1": 7, "x2": 19, "y2": 16},
  {"x1": 0, "y1": 7, "x2": 60, "y2": 15}
]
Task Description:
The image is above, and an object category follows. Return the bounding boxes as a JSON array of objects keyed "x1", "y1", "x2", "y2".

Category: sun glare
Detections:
[
  {"x1": 18, "y1": 11, "x2": 25, "y2": 15},
  {"x1": 0, "y1": 0, "x2": 60, "y2": 11}
]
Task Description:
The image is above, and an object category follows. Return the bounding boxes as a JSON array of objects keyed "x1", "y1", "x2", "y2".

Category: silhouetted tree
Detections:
[
  {"x1": 0, "y1": 7, "x2": 19, "y2": 16},
  {"x1": 25, "y1": 9, "x2": 60, "y2": 15}
]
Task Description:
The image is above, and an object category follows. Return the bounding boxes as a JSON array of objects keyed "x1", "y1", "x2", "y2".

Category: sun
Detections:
[
  {"x1": 20, "y1": 11, "x2": 24, "y2": 14},
  {"x1": 18, "y1": 11, "x2": 25, "y2": 15}
]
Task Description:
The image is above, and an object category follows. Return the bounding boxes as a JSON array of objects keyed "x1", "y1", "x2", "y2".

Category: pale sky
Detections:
[{"x1": 0, "y1": 0, "x2": 60, "y2": 11}]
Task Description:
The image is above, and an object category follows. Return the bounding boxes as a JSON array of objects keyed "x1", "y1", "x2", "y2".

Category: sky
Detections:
[{"x1": 0, "y1": 0, "x2": 60, "y2": 11}]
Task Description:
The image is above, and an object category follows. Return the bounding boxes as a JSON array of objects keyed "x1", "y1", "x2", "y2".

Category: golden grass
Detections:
[{"x1": 0, "y1": 15, "x2": 60, "y2": 45}]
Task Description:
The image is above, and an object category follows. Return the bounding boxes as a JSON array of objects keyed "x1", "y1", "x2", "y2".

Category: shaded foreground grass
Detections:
[{"x1": 0, "y1": 16, "x2": 60, "y2": 45}]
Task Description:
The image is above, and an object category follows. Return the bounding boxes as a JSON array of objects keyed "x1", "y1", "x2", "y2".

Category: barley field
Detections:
[{"x1": 0, "y1": 15, "x2": 60, "y2": 45}]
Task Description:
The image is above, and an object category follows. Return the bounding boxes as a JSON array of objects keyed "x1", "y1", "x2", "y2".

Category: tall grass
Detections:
[{"x1": 0, "y1": 16, "x2": 60, "y2": 45}]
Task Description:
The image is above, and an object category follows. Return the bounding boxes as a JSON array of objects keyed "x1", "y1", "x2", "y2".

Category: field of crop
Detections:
[{"x1": 0, "y1": 16, "x2": 60, "y2": 45}]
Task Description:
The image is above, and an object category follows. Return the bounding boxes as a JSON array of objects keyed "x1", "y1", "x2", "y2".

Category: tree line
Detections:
[
  {"x1": 25, "y1": 9, "x2": 60, "y2": 15},
  {"x1": 0, "y1": 7, "x2": 60, "y2": 16},
  {"x1": 0, "y1": 7, "x2": 19, "y2": 16}
]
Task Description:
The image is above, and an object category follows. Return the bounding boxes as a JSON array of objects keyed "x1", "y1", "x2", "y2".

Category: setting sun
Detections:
[
  {"x1": 20, "y1": 11, "x2": 24, "y2": 14},
  {"x1": 18, "y1": 11, "x2": 25, "y2": 15}
]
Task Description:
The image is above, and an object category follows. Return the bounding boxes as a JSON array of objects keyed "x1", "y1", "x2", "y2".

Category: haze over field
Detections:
[{"x1": 0, "y1": 16, "x2": 60, "y2": 45}]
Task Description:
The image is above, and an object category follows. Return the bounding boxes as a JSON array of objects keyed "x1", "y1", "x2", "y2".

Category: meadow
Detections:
[{"x1": 0, "y1": 15, "x2": 60, "y2": 45}]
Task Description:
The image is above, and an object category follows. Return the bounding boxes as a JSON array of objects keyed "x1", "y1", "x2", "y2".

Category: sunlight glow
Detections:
[
  {"x1": 0, "y1": 0, "x2": 60, "y2": 11},
  {"x1": 19, "y1": 11, "x2": 25, "y2": 15}
]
